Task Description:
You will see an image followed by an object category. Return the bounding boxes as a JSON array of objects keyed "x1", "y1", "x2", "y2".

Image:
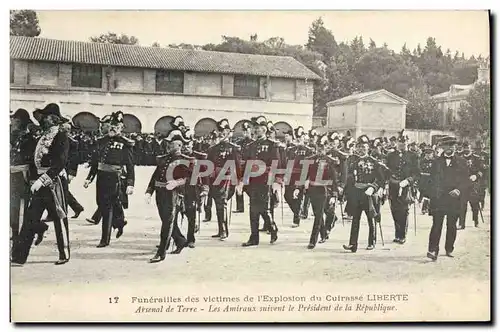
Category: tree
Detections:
[
  {"x1": 151, "y1": 42, "x2": 160, "y2": 47},
  {"x1": 306, "y1": 17, "x2": 338, "y2": 60},
  {"x1": 10, "y1": 10, "x2": 41, "y2": 37},
  {"x1": 404, "y1": 85, "x2": 441, "y2": 129},
  {"x1": 456, "y1": 83, "x2": 491, "y2": 137},
  {"x1": 90, "y1": 32, "x2": 139, "y2": 45}
]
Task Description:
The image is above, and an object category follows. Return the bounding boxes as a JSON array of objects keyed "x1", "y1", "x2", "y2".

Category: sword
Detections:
[
  {"x1": 339, "y1": 199, "x2": 345, "y2": 227},
  {"x1": 479, "y1": 204, "x2": 485, "y2": 224},
  {"x1": 414, "y1": 198, "x2": 417, "y2": 235},
  {"x1": 280, "y1": 184, "x2": 284, "y2": 226}
]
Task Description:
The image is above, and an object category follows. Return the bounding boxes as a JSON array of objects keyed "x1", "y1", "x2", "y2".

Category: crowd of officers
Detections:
[{"x1": 10, "y1": 104, "x2": 490, "y2": 266}]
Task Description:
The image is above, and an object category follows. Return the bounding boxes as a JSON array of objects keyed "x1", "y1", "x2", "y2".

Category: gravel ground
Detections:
[{"x1": 10, "y1": 166, "x2": 491, "y2": 322}]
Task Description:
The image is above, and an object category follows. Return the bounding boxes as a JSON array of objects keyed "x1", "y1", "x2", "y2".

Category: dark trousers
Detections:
[
  {"x1": 67, "y1": 189, "x2": 84, "y2": 214},
  {"x1": 91, "y1": 207, "x2": 102, "y2": 223},
  {"x1": 96, "y1": 171, "x2": 125, "y2": 245},
  {"x1": 155, "y1": 188, "x2": 186, "y2": 256},
  {"x1": 348, "y1": 189, "x2": 376, "y2": 248},
  {"x1": 248, "y1": 184, "x2": 277, "y2": 243},
  {"x1": 10, "y1": 172, "x2": 29, "y2": 238},
  {"x1": 459, "y1": 187, "x2": 480, "y2": 227},
  {"x1": 210, "y1": 183, "x2": 235, "y2": 235},
  {"x1": 428, "y1": 210, "x2": 458, "y2": 255},
  {"x1": 308, "y1": 187, "x2": 328, "y2": 244},
  {"x1": 389, "y1": 184, "x2": 410, "y2": 240},
  {"x1": 300, "y1": 192, "x2": 310, "y2": 218},
  {"x1": 235, "y1": 185, "x2": 248, "y2": 212},
  {"x1": 12, "y1": 179, "x2": 70, "y2": 264},
  {"x1": 204, "y1": 192, "x2": 213, "y2": 221},
  {"x1": 284, "y1": 186, "x2": 304, "y2": 225},
  {"x1": 184, "y1": 186, "x2": 197, "y2": 243}
]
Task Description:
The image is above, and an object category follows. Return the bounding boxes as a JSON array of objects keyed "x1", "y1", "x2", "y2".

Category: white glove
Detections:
[
  {"x1": 304, "y1": 180, "x2": 310, "y2": 190},
  {"x1": 83, "y1": 162, "x2": 90, "y2": 168},
  {"x1": 329, "y1": 197, "x2": 336, "y2": 205},
  {"x1": 470, "y1": 175, "x2": 477, "y2": 182},
  {"x1": 399, "y1": 179, "x2": 410, "y2": 188},
  {"x1": 293, "y1": 189, "x2": 299, "y2": 199},
  {"x1": 145, "y1": 193, "x2": 151, "y2": 204},
  {"x1": 377, "y1": 187, "x2": 384, "y2": 197},
  {"x1": 68, "y1": 175, "x2": 75, "y2": 182},
  {"x1": 236, "y1": 182, "x2": 244, "y2": 195},
  {"x1": 83, "y1": 180, "x2": 90, "y2": 188},
  {"x1": 338, "y1": 187, "x2": 343, "y2": 196},
  {"x1": 126, "y1": 186, "x2": 134, "y2": 195},
  {"x1": 365, "y1": 187, "x2": 375, "y2": 196},
  {"x1": 30, "y1": 179, "x2": 43, "y2": 193}
]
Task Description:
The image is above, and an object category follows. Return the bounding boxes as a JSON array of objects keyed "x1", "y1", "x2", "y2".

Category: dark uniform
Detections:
[
  {"x1": 284, "y1": 143, "x2": 315, "y2": 226},
  {"x1": 12, "y1": 104, "x2": 70, "y2": 265},
  {"x1": 418, "y1": 150, "x2": 434, "y2": 215},
  {"x1": 386, "y1": 146, "x2": 420, "y2": 243},
  {"x1": 10, "y1": 111, "x2": 36, "y2": 239},
  {"x1": 458, "y1": 149, "x2": 484, "y2": 228},
  {"x1": 305, "y1": 144, "x2": 339, "y2": 248},
  {"x1": 299, "y1": 138, "x2": 318, "y2": 219},
  {"x1": 343, "y1": 147, "x2": 385, "y2": 252},
  {"x1": 427, "y1": 137, "x2": 469, "y2": 260},
  {"x1": 143, "y1": 137, "x2": 155, "y2": 165},
  {"x1": 86, "y1": 119, "x2": 135, "y2": 247},
  {"x1": 66, "y1": 135, "x2": 84, "y2": 217},
  {"x1": 207, "y1": 138, "x2": 241, "y2": 239},
  {"x1": 234, "y1": 135, "x2": 254, "y2": 213},
  {"x1": 147, "y1": 149, "x2": 191, "y2": 262},
  {"x1": 183, "y1": 148, "x2": 209, "y2": 245},
  {"x1": 475, "y1": 145, "x2": 490, "y2": 208},
  {"x1": 242, "y1": 130, "x2": 280, "y2": 246}
]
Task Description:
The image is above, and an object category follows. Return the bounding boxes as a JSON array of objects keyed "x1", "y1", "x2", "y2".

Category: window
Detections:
[
  {"x1": 233, "y1": 75, "x2": 260, "y2": 98},
  {"x1": 156, "y1": 70, "x2": 184, "y2": 93},
  {"x1": 71, "y1": 64, "x2": 102, "y2": 88},
  {"x1": 10, "y1": 59, "x2": 14, "y2": 84}
]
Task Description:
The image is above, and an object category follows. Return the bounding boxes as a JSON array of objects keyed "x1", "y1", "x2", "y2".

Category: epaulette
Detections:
[
  {"x1": 119, "y1": 136, "x2": 135, "y2": 146},
  {"x1": 193, "y1": 150, "x2": 208, "y2": 159},
  {"x1": 179, "y1": 153, "x2": 195, "y2": 160},
  {"x1": 226, "y1": 141, "x2": 241, "y2": 149},
  {"x1": 156, "y1": 154, "x2": 170, "y2": 164},
  {"x1": 304, "y1": 145, "x2": 315, "y2": 151}
]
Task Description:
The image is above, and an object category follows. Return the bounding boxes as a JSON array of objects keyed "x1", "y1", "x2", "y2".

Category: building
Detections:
[
  {"x1": 325, "y1": 89, "x2": 408, "y2": 138},
  {"x1": 10, "y1": 36, "x2": 320, "y2": 135},
  {"x1": 431, "y1": 59, "x2": 490, "y2": 129}
]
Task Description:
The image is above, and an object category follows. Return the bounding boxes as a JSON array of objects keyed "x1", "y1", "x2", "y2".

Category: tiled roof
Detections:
[
  {"x1": 326, "y1": 89, "x2": 407, "y2": 106},
  {"x1": 10, "y1": 36, "x2": 321, "y2": 80}
]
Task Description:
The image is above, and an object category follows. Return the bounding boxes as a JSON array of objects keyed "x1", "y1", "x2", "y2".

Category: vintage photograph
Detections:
[{"x1": 9, "y1": 10, "x2": 490, "y2": 322}]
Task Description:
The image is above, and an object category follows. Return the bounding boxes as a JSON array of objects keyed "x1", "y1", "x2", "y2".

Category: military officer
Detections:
[
  {"x1": 343, "y1": 135, "x2": 385, "y2": 252},
  {"x1": 234, "y1": 121, "x2": 254, "y2": 213},
  {"x1": 475, "y1": 140, "x2": 490, "y2": 209},
  {"x1": 84, "y1": 111, "x2": 135, "y2": 248},
  {"x1": 300, "y1": 129, "x2": 319, "y2": 220},
  {"x1": 181, "y1": 129, "x2": 209, "y2": 247},
  {"x1": 10, "y1": 109, "x2": 36, "y2": 240},
  {"x1": 265, "y1": 121, "x2": 282, "y2": 227},
  {"x1": 206, "y1": 119, "x2": 241, "y2": 240},
  {"x1": 304, "y1": 134, "x2": 339, "y2": 249},
  {"x1": 283, "y1": 126, "x2": 315, "y2": 227},
  {"x1": 240, "y1": 116, "x2": 279, "y2": 247},
  {"x1": 418, "y1": 147, "x2": 435, "y2": 215},
  {"x1": 385, "y1": 130, "x2": 420, "y2": 244},
  {"x1": 427, "y1": 136, "x2": 469, "y2": 261},
  {"x1": 458, "y1": 142, "x2": 484, "y2": 229},
  {"x1": 203, "y1": 130, "x2": 219, "y2": 223},
  {"x1": 11, "y1": 103, "x2": 70, "y2": 266},
  {"x1": 146, "y1": 129, "x2": 192, "y2": 263},
  {"x1": 324, "y1": 131, "x2": 348, "y2": 233},
  {"x1": 64, "y1": 119, "x2": 85, "y2": 219}
]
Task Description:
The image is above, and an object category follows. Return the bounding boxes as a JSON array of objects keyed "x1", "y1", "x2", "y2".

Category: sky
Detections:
[{"x1": 36, "y1": 10, "x2": 490, "y2": 57}]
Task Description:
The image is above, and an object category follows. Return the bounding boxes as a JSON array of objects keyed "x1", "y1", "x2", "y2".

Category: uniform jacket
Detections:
[
  {"x1": 345, "y1": 154, "x2": 385, "y2": 191},
  {"x1": 243, "y1": 137, "x2": 280, "y2": 185},
  {"x1": 86, "y1": 135, "x2": 135, "y2": 187},
  {"x1": 305, "y1": 153, "x2": 339, "y2": 192},
  {"x1": 207, "y1": 139, "x2": 242, "y2": 186},
  {"x1": 32, "y1": 125, "x2": 70, "y2": 185},
  {"x1": 286, "y1": 143, "x2": 315, "y2": 187},
  {"x1": 145, "y1": 152, "x2": 192, "y2": 195},
  {"x1": 386, "y1": 150, "x2": 420, "y2": 186}
]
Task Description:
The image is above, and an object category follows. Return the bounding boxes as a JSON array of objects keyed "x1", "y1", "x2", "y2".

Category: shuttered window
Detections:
[
  {"x1": 233, "y1": 75, "x2": 260, "y2": 97},
  {"x1": 71, "y1": 64, "x2": 102, "y2": 88},
  {"x1": 156, "y1": 70, "x2": 184, "y2": 93}
]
